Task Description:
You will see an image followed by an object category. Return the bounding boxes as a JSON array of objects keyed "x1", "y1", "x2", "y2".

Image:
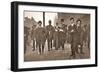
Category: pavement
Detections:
[{"x1": 24, "y1": 41, "x2": 90, "y2": 62}]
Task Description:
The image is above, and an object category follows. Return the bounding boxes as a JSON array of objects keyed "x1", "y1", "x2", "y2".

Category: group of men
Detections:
[{"x1": 24, "y1": 17, "x2": 89, "y2": 58}]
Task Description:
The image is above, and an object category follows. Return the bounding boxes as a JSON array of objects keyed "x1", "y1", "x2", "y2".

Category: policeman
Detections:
[{"x1": 46, "y1": 20, "x2": 55, "y2": 51}]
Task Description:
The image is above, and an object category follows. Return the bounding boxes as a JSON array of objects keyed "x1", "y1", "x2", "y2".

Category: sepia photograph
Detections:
[
  {"x1": 24, "y1": 11, "x2": 90, "y2": 62},
  {"x1": 11, "y1": 2, "x2": 97, "y2": 71}
]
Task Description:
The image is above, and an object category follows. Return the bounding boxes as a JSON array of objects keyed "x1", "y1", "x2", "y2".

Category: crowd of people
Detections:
[{"x1": 24, "y1": 17, "x2": 89, "y2": 58}]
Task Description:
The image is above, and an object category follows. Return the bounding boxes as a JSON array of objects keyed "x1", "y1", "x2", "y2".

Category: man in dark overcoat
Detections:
[
  {"x1": 46, "y1": 20, "x2": 55, "y2": 51},
  {"x1": 59, "y1": 19, "x2": 66, "y2": 50},
  {"x1": 68, "y1": 18, "x2": 77, "y2": 58},
  {"x1": 24, "y1": 26, "x2": 29, "y2": 54},
  {"x1": 53, "y1": 23, "x2": 60, "y2": 50},
  {"x1": 35, "y1": 21, "x2": 46, "y2": 54},
  {"x1": 75, "y1": 19, "x2": 84, "y2": 54},
  {"x1": 31, "y1": 25, "x2": 36, "y2": 51}
]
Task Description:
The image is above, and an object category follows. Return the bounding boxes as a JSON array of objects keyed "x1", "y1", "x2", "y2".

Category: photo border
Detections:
[{"x1": 11, "y1": 1, "x2": 98, "y2": 72}]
